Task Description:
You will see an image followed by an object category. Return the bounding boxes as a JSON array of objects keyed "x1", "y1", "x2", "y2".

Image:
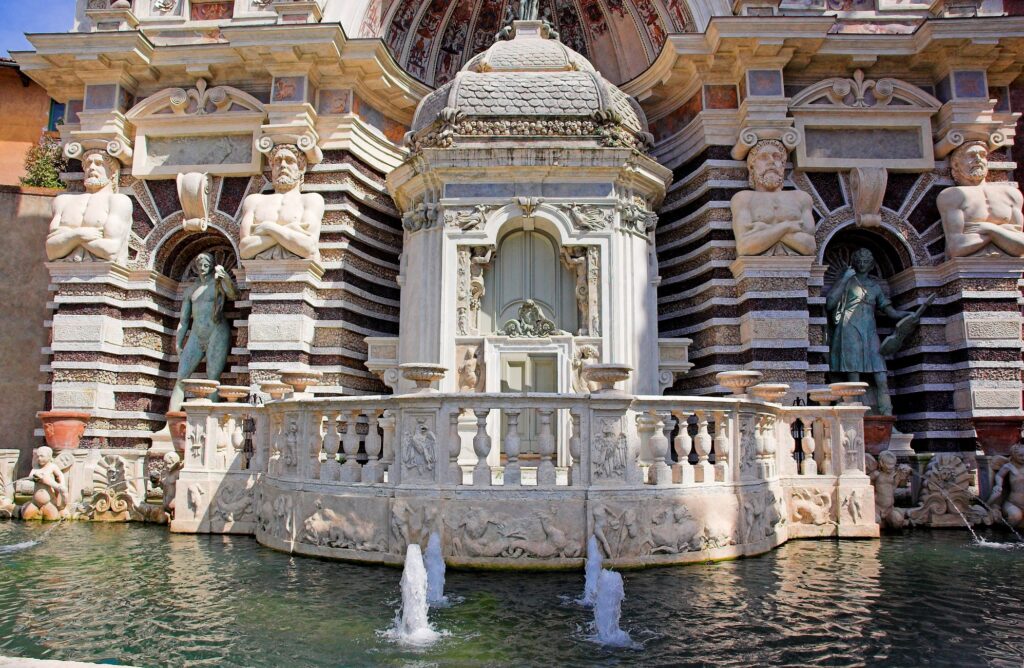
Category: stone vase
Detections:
[
  {"x1": 863, "y1": 415, "x2": 897, "y2": 455},
  {"x1": 165, "y1": 411, "x2": 188, "y2": 455},
  {"x1": 38, "y1": 410, "x2": 91, "y2": 450},
  {"x1": 973, "y1": 416, "x2": 1024, "y2": 455}
]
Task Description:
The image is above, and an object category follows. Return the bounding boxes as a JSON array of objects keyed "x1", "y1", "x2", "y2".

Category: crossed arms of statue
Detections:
[
  {"x1": 938, "y1": 186, "x2": 1024, "y2": 258},
  {"x1": 46, "y1": 193, "x2": 133, "y2": 261},
  {"x1": 730, "y1": 190, "x2": 816, "y2": 256},
  {"x1": 238, "y1": 192, "x2": 325, "y2": 260}
]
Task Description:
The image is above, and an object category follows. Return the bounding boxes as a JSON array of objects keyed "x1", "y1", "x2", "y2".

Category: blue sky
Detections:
[{"x1": 1, "y1": 0, "x2": 77, "y2": 57}]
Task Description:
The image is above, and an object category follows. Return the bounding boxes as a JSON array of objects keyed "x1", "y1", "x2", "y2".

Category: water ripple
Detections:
[{"x1": 0, "y1": 523, "x2": 1021, "y2": 667}]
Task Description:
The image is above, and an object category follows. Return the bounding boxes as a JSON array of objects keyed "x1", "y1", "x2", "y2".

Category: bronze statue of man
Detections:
[
  {"x1": 826, "y1": 248, "x2": 927, "y2": 416},
  {"x1": 169, "y1": 252, "x2": 239, "y2": 410}
]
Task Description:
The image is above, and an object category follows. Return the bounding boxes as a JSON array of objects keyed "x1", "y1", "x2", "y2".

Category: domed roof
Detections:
[{"x1": 408, "y1": 21, "x2": 650, "y2": 148}]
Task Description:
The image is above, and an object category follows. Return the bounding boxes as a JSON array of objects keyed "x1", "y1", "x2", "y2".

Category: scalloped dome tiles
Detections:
[{"x1": 371, "y1": 0, "x2": 695, "y2": 87}]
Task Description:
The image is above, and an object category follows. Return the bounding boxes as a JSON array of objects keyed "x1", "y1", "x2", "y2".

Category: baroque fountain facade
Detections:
[{"x1": 6, "y1": 0, "x2": 1024, "y2": 568}]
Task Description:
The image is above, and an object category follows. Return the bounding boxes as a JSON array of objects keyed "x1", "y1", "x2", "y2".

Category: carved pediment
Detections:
[
  {"x1": 789, "y1": 71, "x2": 941, "y2": 112},
  {"x1": 126, "y1": 80, "x2": 267, "y2": 178}
]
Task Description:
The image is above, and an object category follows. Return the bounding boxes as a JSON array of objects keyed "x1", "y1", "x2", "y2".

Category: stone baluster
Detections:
[
  {"x1": 693, "y1": 410, "x2": 713, "y2": 483},
  {"x1": 661, "y1": 414, "x2": 675, "y2": 468},
  {"x1": 380, "y1": 410, "x2": 398, "y2": 484},
  {"x1": 321, "y1": 412, "x2": 341, "y2": 481},
  {"x1": 363, "y1": 409, "x2": 384, "y2": 483},
  {"x1": 472, "y1": 408, "x2": 492, "y2": 486},
  {"x1": 568, "y1": 410, "x2": 582, "y2": 486},
  {"x1": 821, "y1": 417, "x2": 835, "y2": 475},
  {"x1": 763, "y1": 415, "x2": 777, "y2": 478},
  {"x1": 504, "y1": 409, "x2": 522, "y2": 486},
  {"x1": 305, "y1": 412, "x2": 321, "y2": 480},
  {"x1": 340, "y1": 410, "x2": 362, "y2": 482},
  {"x1": 800, "y1": 416, "x2": 817, "y2": 476},
  {"x1": 713, "y1": 410, "x2": 730, "y2": 483},
  {"x1": 537, "y1": 408, "x2": 556, "y2": 486},
  {"x1": 636, "y1": 412, "x2": 656, "y2": 482},
  {"x1": 447, "y1": 410, "x2": 462, "y2": 485},
  {"x1": 646, "y1": 410, "x2": 672, "y2": 485},
  {"x1": 671, "y1": 410, "x2": 694, "y2": 484}
]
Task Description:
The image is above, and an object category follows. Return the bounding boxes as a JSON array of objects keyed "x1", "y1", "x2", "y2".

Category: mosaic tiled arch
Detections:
[{"x1": 378, "y1": 0, "x2": 695, "y2": 87}]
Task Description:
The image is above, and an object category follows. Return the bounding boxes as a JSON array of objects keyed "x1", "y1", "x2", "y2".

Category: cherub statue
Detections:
[
  {"x1": 988, "y1": 443, "x2": 1024, "y2": 528},
  {"x1": 866, "y1": 451, "x2": 911, "y2": 529},
  {"x1": 20, "y1": 446, "x2": 68, "y2": 521}
]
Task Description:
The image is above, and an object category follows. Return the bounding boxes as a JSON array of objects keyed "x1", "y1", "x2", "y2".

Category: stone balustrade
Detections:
[{"x1": 171, "y1": 383, "x2": 877, "y2": 562}]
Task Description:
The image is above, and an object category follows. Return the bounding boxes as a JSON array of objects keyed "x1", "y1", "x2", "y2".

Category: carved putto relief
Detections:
[
  {"x1": 789, "y1": 488, "x2": 833, "y2": 525},
  {"x1": 302, "y1": 499, "x2": 386, "y2": 552},
  {"x1": 446, "y1": 503, "x2": 582, "y2": 559},
  {"x1": 590, "y1": 500, "x2": 736, "y2": 559},
  {"x1": 211, "y1": 478, "x2": 255, "y2": 523}
]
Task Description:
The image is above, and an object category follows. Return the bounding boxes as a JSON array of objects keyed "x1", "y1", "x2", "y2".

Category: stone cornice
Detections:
[
  {"x1": 13, "y1": 23, "x2": 430, "y2": 126},
  {"x1": 624, "y1": 16, "x2": 1024, "y2": 123}
]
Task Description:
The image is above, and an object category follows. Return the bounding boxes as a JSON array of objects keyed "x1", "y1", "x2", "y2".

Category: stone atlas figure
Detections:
[
  {"x1": 826, "y1": 248, "x2": 933, "y2": 415},
  {"x1": 169, "y1": 252, "x2": 239, "y2": 410},
  {"x1": 239, "y1": 143, "x2": 325, "y2": 261},
  {"x1": 45, "y1": 149, "x2": 132, "y2": 263},
  {"x1": 938, "y1": 141, "x2": 1024, "y2": 259},
  {"x1": 729, "y1": 139, "x2": 816, "y2": 256}
]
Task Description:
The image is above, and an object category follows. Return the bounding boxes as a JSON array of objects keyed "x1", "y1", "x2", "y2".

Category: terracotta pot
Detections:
[
  {"x1": 38, "y1": 410, "x2": 91, "y2": 451},
  {"x1": 973, "y1": 416, "x2": 1023, "y2": 456},
  {"x1": 165, "y1": 411, "x2": 188, "y2": 455},
  {"x1": 863, "y1": 415, "x2": 897, "y2": 455}
]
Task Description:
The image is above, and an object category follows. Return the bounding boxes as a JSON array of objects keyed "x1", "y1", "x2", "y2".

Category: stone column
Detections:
[{"x1": 729, "y1": 256, "x2": 813, "y2": 398}]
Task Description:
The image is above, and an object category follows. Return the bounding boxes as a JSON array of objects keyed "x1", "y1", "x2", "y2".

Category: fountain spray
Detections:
[
  {"x1": 424, "y1": 532, "x2": 447, "y2": 606},
  {"x1": 395, "y1": 543, "x2": 440, "y2": 645}
]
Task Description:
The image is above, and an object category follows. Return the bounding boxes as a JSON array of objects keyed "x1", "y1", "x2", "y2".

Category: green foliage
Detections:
[{"x1": 21, "y1": 134, "x2": 67, "y2": 189}]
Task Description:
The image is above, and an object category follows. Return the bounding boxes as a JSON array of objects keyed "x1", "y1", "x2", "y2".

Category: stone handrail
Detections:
[{"x1": 179, "y1": 391, "x2": 869, "y2": 491}]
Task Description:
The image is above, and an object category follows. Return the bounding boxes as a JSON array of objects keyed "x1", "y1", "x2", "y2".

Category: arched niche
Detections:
[
  {"x1": 480, "y1": 224, "x2": 576, "y2": 335},
  {"x1": 820, "y1": 223, "x2": 913, "y2": 295}
]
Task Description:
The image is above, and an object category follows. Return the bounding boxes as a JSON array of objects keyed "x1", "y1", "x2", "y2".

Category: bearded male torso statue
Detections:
[
  {"x1": 939, "y1": 141, "x2": 1024, "y2": 259},
  {"x1": 730, "y1": 139, "x2": 816, "y2": 257},
  {"x1": 239, "y1": 144, "x2": 324, "y2": 261},
  {"x1": 46, "y1": 150, "x2": 132, "y2": 264}
]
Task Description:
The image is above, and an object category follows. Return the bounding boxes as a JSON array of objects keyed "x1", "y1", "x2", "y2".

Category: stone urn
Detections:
[
  {"x1": 260, "y1": 381, "x2": 292, "y2": 401},
  {"x1": 972, "y1": 416, "x2": 1024, "y2": 455},
  {"x1": 828, "y1": 381, "x2": 869, "y2": 404},
  {"x1": 863, "y1": 415, "x2": 897, "y2": 455},
  {"x1": 182, "y1": 379, "x2": 220, "y2": 403},
  {"x1": 807, "y1": 388, "x2": 835, "y2": 406},
  {"x1": 218, "y1": 385, "x2": 251, "y2": 403},
  {"x1": 749, "y1": 383, "x2": 789, "y2": 404},
  {"x1": 165, "y1": 411, "x2": 188, "y2": 454},
  {"x1": 399, "y1": 363, "x2": 447, "y2": 393},
  {"x1": 37, "y1": 410, "x2": 91, "y2": 451},
  {"x1": 581, "y1": 364, "x2": 632, "y2": 395},
  {"x1": 280, "y1": 370, "x2": 323, "y2": 395},
  {"x1": 716, "y1": 370, "x2": 763, "y2": 396}
]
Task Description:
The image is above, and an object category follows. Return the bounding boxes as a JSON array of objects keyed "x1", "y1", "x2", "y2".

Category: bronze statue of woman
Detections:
[{"x1": 826, "y1": 248, "x2": 932, "y2": 416}]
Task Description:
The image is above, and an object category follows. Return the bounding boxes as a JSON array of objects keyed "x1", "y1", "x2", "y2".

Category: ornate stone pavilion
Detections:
[{"x1": 6, "y1": 0, "x2": 1024, "y2": 565}]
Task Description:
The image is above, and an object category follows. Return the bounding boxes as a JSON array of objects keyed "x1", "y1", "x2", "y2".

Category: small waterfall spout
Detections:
[
  {"x1": 396, "y1": 544, "x2": 440, "y2": 645},
  {"x1": 578, "y1": 535, "x2": 602, "y2": 607},
  {"x1": 592, "y1": 569, "x2": 633, "y2": 647},
  {"x1": 424, "y1": 532, "x2": 447, "y2": 606}
]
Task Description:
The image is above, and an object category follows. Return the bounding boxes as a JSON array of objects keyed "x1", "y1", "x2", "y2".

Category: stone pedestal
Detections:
[
  {"x1": 938, "y1": 258, "x2": 1024, "y2": 454},
  {"x1": 730, "y1": 256, "x2": 813, "y2": 395},
  {"x1": 241, "y1": 259, "x2": 324, "y2": 388},
  {"x1": 46, "y1": 262, "x2": 172, "y2": 449}
]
